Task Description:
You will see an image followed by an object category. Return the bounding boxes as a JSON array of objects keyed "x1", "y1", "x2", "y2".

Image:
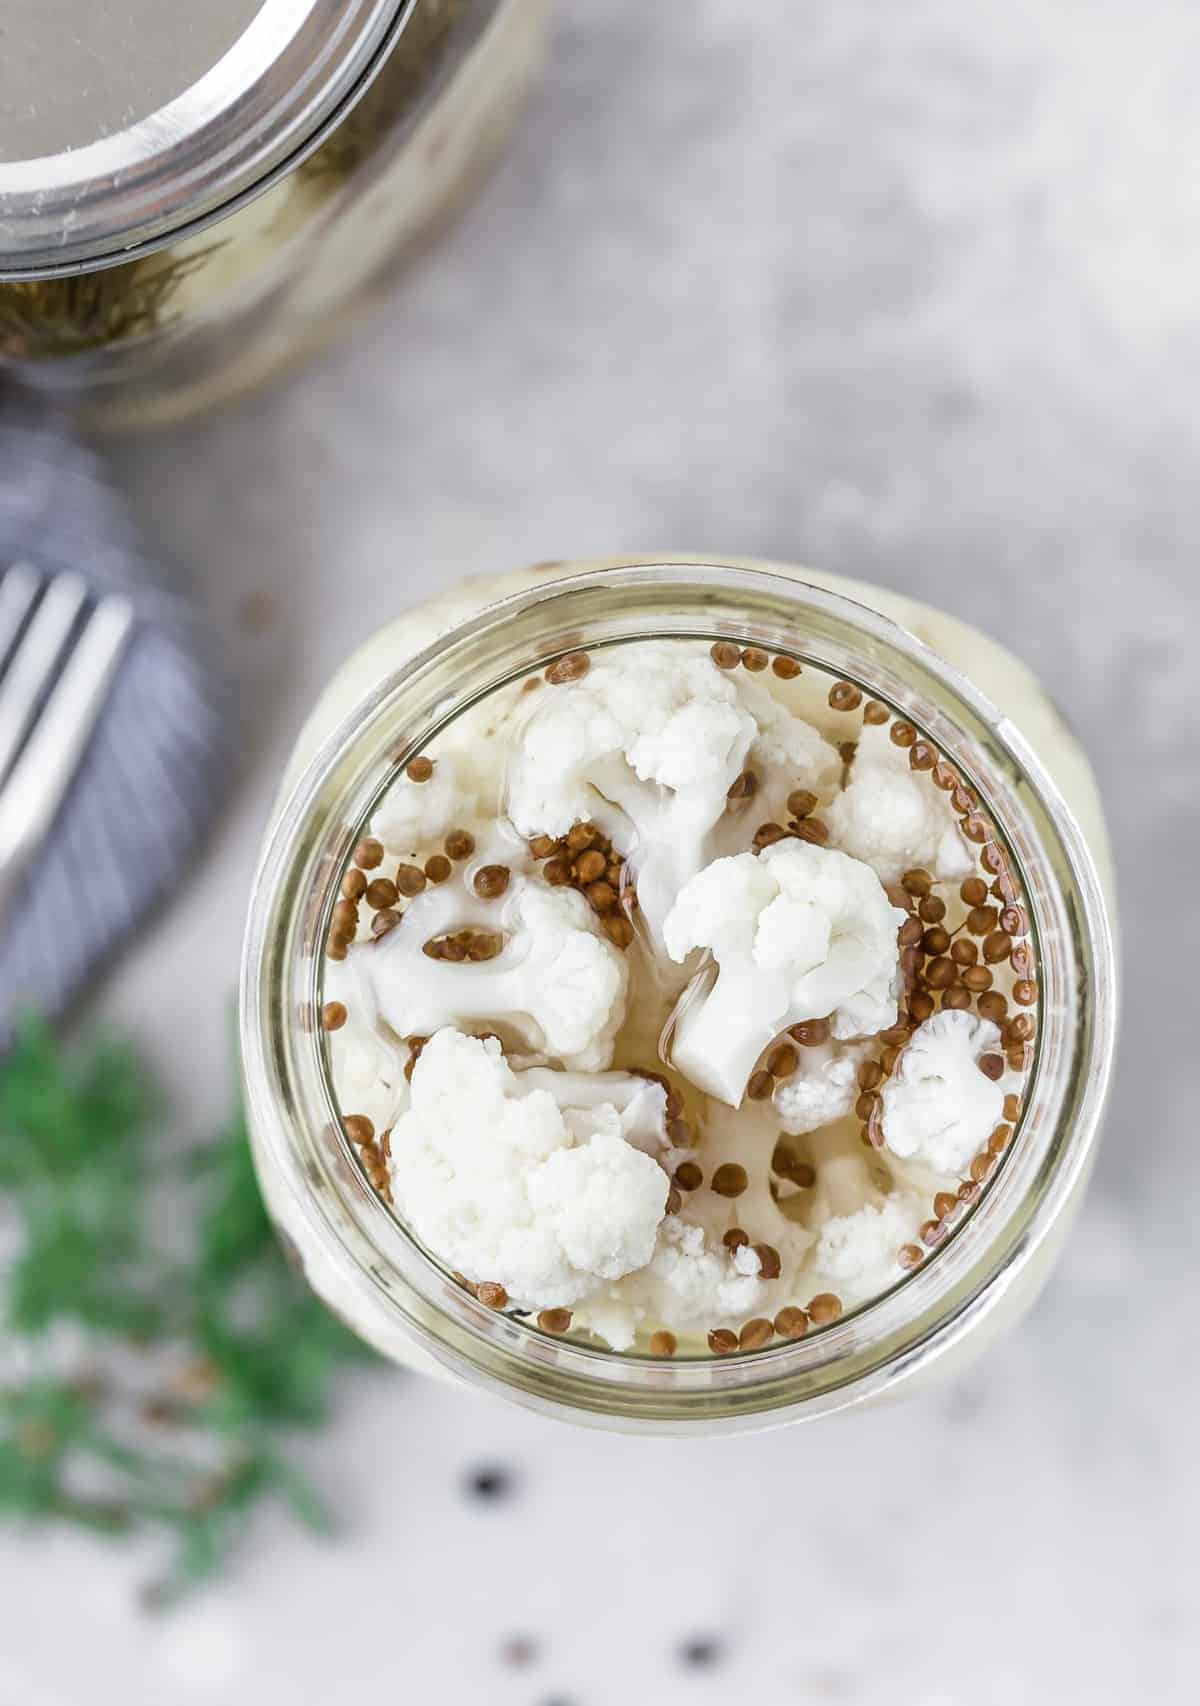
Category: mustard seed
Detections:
[
  {"x1": 807, "y1": 1293, "x2": 843, "y2": 1326},
  {"x1": 898, "y1": 1244, "x2": 923, "y2": 1270},
  {"x1": 753, "y1": 1243, "x2": 782, "y2": 1280},
  {"x1": 934, "y1": 1191, "x2": 958, "y2": 1219},
  {"x1": 790, "y1": 817, "x2": 830, "y2": 846},
  {"x1": 863, "y1": 700, "x2": 890, "y2": 725},
  {"x1": 960, "y1": 876, "x2": 988, "y2": 906},
  {"x1": 786, "y1": 789, "x2": 819, "y2": 819},
  {"x1": 353, "y1": 837, "x2": 384, "y2": 870},
  {"x1": 424, "y1": 854, "x2": 452, "y2": 883},
  {"x1": 857, "y1": 1059, "x2": 884, "y2": 1091},
  {"x1": 969, "y1": 1154, "x2": 992, "y2": 1184},
  {"x1": 474, "y1": 864, "x2": 511, "y2": 900},
  {"x1": 922, "y1": 925, "x2": 951, "y2": 956},
  {"x1": 711, "y1": 1163, "x2": 749, "y2": 1199},
  {"x1": 444, "y1": 829, "x2": 475, "y2": 861},
  {"x1": 543, "y1": 855, "x2": 570, "y2": 886},
  {"x1": 943, "y1": 986, "x2": 972, "y2": 1010},
  {"x1": 741, "y1": 646, "x2": 769, "y2": 672},
  {"x1": 753, "y1": 821, "x2": 788, "y2": 849},
  {"x1": 951, "y1": 938, "x2": 978, "y2": 966},
  {"x1": 829, "y1": 681, "x2": 863, "y2": 712},
  {"x1": 722, "y1": 1228, "x2": 750, "y2": 1253},
  {"x1": 880, "y1": 1023, "x2": 911, "y2": 1047},
  {"x1": 343, "y1": 1114, "x2": 374, "y2": 1146},
  {"x1": 908, "y1": 991, "x2": 935, "y2": 1023},
  {"x1": 738, "y1": 1318, "x2": 774, "y2": 1350},
  {"x1": 901, "y1": 867, "x2": 932, "y2": 897},
  {"x1": 774, "y1": 1307, "x2": 809, "y2": 1339},
  {"x1": 950, "y1": 783, "x2": 977, "y2": 814},
  {"x1": 932, "y1": 760, "x2": 958, "y2": 791},
  {"x1": 321, "y1": 1001, "x2": 347, "y2": 1031},
  {"x1": 1003, "y1": 1093, "x2": 1021, "y2": 1122},
  {"x1": 674, "y1": 1162, "x2": 703, "y2": 1191},
  {"x1": 604, "y1": 913, "x2": 635, "y2": 949},
  {"x1": 920, "y1": 1219, "x2": 944, "y2": 1247},
  {"x1": 528, "y1": 834, "x2": 557, "y2": 860},
  {"x1": 967, "y1": 905, "x2": 998, "y2": 935},
  {"x1": 987, "y1": 1124, "x2": 1012, "y2": 1157},
  {"x1": 999, "y1": 905, "x2": 1028, "y2": 937},
  {"x1": 394, "y1": 863, "x2": 426, "y2": 898},
  {"x1": 747, "y1": 1070, "x2": 775, "y2": 1101},
  {"x1": 766, "y1": 1041, "x2": 798, "y2": 1079},
  {"x1": 342, "y1": 868, "x2": 367, "y2": 901},
  {"x1": 890, "y1": 722, "x2": 917, "y2": 749},
  {"x1": 1007, "y1": 1044, "x2": 1030, "y2": 1072},
  {"x1": 726, "y1": 769, "x2": 759, "y2": 805},
  {"x1": 538, "y1": 1308, "x2": 572, "y2": 1334},
  {"x1": 708, "y1": 1328, "x2": 738, "y2": 1354},
  {"x1": 772, "y1": 655, "x2": 802, "y2": 680},
  {"x1": 909, "y1": 740, "x2": 936, "y2": 771},
  {"x1": 962, "y1": 959, "x2": 995, "y2": 988},
  {"x1": 545, "y1": 650, "x2": 590, "y2": 685},
  {"x1": 957, "y1": 1180, "x2": 980, "y2": 1204},
  {"x1": 854, "y1": 1091, "x2": 879, "y2": 1123},
  {"x1": 789, "y1": 1018, "x2": 831, "y2": 1046},
  {"x1": 1012, "y1": 979, "x2": 1038, "y2": 1006},
  {"x1": 477, "y1": 1282, "x2": 508, "y2": 1309},
  {"x1": 406, "y1": 756, "x2": 434, "y2": 782},
  {"x1": 962, "y1": 814, "x2": 990, "y2": 844},
  {"x1": 925, "y1": 956, "x2": 957, "y2": 990},
  {"x1": 326, "y1": 937, "x2": 347, "y2": 961},
  {"x1": 575, "y1": 848, "x2": 607, "y2": 883},
  {"x1": 1007, "y1": 1012, "x2": 1036, "y2": 1043},
  {"x1": 372, "y1": 908, "x2": 401, "y2": 937},
  {"x1": 366, "y1": 877, "x2": 398, "y2": 910},
  {"x1": 586, "y1": 879, "x2": 617, "y2": 913},
  {"x1": 977, "y1": 990, "x2": 1008, "y2": 1023},
  {"x1": 918, "y1": 894, "x2": 947, "y2": 925},
  {"x1": 1010, "y1": 942, "x2": 1035, "y2": 979},
  {"x1": 332, "y1": 897, "x2": 358, "y2": 936},
  {"x1": 710, "y1": 640, "x2": 741, "y2": 669},
  {"x1": 899, "y1": 916, "x2": 924, "y2": 948}
]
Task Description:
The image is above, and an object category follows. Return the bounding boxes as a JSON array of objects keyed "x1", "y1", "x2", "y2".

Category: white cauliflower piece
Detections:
[
  {"x1": 880, "y1": 1009, "x2": 1006, "y2": 1175},
  {"x1": 663, "y1": 839, "x2": 906, "y2": 1105},
  {"x1": 826, "y1": 722, "x2": 973, "y2": 884},
  {"x1": 810, "y1": 1193, "x2": 930, "y2": 1307},
  {"x1": 578, "y1": 1217, "x2": 767, "y2": 1350},
  {"x1": 773, "y1": 1042, "x2": 867, "y2": 1136},
  {"x1": 505, "y1": 642, "x2": 758, "y2": 946},
  {"x1": 389, "y1": 1030, "x2": 669, "y2": 1308},
  {"x1": 516, "y1": 1066, "x2": 669, "y2": 1154},
  {"x1": 359, "y1": 871, "x2": 627, "y2": 1070},
  {"x1": 372, "y1": 755, "x2": 469, "y2": 856},
  {"x1": 323, "y1": 954, "x2": 409, "y2": 1137},
  {"x1": 736, "y1": 673, "x2": 843, "y2": 819}
]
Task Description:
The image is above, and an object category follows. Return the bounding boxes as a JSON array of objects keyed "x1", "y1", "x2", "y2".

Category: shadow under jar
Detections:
[
  {"x1": 240, "y1": 559, "x2": 1117, "y2": 1435},
  {"x1": 0, "y1": 0, "x2": 551, "y2": 430}
]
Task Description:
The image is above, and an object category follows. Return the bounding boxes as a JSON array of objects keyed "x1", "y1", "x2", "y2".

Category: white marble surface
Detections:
[{"x1": 4, "y1": 1, "x2": 1198, "y2": 1700}]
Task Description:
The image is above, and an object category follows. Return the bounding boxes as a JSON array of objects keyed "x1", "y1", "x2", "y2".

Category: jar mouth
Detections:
[{"x1": 240, "y1": 562, "x2": 1117, "y2": 1433}]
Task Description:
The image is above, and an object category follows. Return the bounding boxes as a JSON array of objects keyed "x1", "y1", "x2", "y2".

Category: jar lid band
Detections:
[{"x1": 0, "y1": 0, "x2": 412, "y2": 277}]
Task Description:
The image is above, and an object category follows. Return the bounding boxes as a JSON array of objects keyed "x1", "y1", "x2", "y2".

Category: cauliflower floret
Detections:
[
  {"x1": 357, "y1": 868, "x2": 627, "y2": 1070},
  {"x1": 826, "y1": 722, "x2": 973, "y2": 884},
  {"x1": 389, "y1": 1030, "x2": 670, "y2": 1308},
  {"x1": 809, "y1": 1193, "x2": 930, "y2": 1308},
  {"x1": 505, "y1": 643, "x2": 759, "y2": 947},
  {"x1": 880, "y1": 1009, "x2": 1007, "y2": 1175},
  {"x1": 773, "y1": 1041, "x2": 867, "y2": 1136},
  {"x1": 663, "y1": 839, "x2": 906, "y2": 1105},
  {"x1": 323, "y1": 954, "x2": 409, "y2": 1137},
  {"x1": 577, "y1": 1217, "x2": 767, "y2": 1349},
  {"x1": 736, "y1": 673, "x2": 843, "y2": 821},
  {"x1": 372, "y1": 755, "x2": 470, "y2": 857}
]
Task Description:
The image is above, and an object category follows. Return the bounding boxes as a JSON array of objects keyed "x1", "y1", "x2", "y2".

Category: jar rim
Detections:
[
  {"x1": 240, "y1": 561, "x2": 1117, "y2": 1433},
  {"x1": 0, "y1": 0, "x2": 500, "y2": 279}
]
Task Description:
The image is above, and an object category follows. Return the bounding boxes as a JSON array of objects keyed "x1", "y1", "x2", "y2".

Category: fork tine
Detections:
[
  {"x1": 0, "y1": 569, "x2": 88, "y2": 786},
  {"x1": 0, "y1": 596, "x2": 135, "y2": 916},
  {"x1": 0, "y1": 562, "x2": 42, "y2": 667}
]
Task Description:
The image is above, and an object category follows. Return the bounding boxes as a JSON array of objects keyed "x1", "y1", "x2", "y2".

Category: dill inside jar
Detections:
[{"x1": 0, "y1": 0, "x2": 552, "y2": 429}]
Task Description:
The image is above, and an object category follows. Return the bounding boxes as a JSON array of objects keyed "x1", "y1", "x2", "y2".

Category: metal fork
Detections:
[{"x1": 0, "y1": 562, "x2": 135, "y2": 917}]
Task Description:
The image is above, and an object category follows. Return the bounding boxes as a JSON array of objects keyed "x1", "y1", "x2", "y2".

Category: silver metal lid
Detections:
[{"x1": 0, "y1": 0, "x2": 415, "y2": 278}]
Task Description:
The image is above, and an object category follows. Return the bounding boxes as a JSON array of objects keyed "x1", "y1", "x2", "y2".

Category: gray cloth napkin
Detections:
[{"x1": 0, "y1": 386, "x2": 232, "y2": 1043}]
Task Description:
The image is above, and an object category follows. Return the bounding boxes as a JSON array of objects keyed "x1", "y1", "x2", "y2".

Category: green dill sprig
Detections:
[{"x1": 0, "y1": 1022, "x2": 373, "y2": 1607}]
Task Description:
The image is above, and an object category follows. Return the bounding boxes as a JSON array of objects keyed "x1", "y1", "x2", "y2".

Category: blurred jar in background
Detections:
[{"x1": 0, "y1": 0, "x2": 552, "y2": 430}]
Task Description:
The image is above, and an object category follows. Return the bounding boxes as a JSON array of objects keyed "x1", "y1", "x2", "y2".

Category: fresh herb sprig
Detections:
[{"x1": 0, "y1": 1023, "x2": 373, "y2": 1606}]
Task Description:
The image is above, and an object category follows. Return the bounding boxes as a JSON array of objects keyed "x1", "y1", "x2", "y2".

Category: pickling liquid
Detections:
[{"x1": 318, "y1": 635, "x2": 1040, "y2": 1359}]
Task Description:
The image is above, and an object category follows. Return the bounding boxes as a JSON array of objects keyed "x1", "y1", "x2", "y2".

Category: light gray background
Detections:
[{"x1": 5, "y1": 1, "x2": 1197, "y2": 1701}]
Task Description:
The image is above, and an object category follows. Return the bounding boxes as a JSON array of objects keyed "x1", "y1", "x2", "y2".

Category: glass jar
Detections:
[
  {"x1": 240, "y1": 557, "x2": 1116, "y2": 1434},
  {"x1": 0, "y1": 0, "x2": 551, "y2": 430}
]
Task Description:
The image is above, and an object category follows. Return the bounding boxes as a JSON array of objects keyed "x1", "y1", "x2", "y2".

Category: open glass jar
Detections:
[
  {"x1": 0, "y1": 0, "x2": 551, "y2": 430},
  {"x1": 240, "y1": 558, "x2": 1116, "y2": 1434}
]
